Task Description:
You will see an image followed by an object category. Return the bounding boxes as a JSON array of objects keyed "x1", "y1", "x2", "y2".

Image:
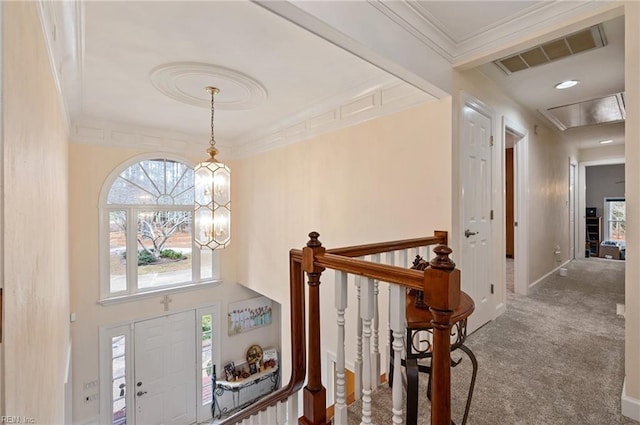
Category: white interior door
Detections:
[
  {"x1": 135, "y1": 310, "x2": 197, "y2": 425},
  {"x1": 461, "y1": 101, "x2": 493, "y2": 332}
]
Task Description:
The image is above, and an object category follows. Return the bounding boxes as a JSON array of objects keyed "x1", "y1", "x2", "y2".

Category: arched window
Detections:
[{"x1": 101, "y1": 156, "x2": 219, "y2": 300}]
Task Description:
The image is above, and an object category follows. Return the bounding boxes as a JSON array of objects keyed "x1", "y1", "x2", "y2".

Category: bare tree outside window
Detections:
[{"x1": 104, "y1": 158, "x2": 215, "y2": 295}]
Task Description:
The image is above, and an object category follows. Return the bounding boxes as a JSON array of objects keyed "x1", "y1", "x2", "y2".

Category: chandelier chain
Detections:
[{"x1": 210, "y1": 89, "x2": 216, "y2": 148}]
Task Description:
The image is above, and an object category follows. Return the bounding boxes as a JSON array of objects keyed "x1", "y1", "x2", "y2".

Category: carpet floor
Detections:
[{"x1": 347, "y1": 257, "x2": 638, "y2": 425}]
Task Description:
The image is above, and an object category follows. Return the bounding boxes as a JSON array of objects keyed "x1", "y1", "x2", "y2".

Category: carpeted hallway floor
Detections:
[{"x1": 347, "y1": 257, "x2": 638, "y2": 424}]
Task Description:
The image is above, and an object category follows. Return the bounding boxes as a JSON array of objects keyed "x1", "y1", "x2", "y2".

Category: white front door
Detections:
[
  {"x1": 135, "y1": 310, "x2": 197, "y2": 425},
  {"x1": 461, "y1": 100, "x2": 493, "y2": 332}
]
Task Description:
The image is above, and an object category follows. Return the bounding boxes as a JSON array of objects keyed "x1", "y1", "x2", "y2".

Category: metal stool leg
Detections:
[
  {"x1": 388, "y1": 329, "x2": 394, "y2": 388},
  {"x1": 457, "y1": 344, "x2": 478, "y2": 425},
  {"x1": 406, "y1": 357, "x2": 419, "y2": 425}
]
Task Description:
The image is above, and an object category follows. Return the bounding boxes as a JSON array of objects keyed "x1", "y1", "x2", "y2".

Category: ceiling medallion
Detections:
[{"x1": 150, "y1": 62, "x2": 268, "y2": 110}]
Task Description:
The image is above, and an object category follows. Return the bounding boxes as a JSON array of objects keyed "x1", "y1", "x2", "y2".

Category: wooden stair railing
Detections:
[{"x1": 220, "y1": 230, "x2": 461, "y2": 425}]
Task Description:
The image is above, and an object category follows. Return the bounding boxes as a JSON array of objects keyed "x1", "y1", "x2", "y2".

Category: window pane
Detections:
[
  {"x1": 107, "y1": 159, "x2": 194, "y2": 205},
  {"x1": 112, "y1": 335, "x2": 125, "y2": 357},
  {"x1": 137, "y1": 211, "x2": 193, "y2": 289},
  {"x1": 201, "y1": 314, "x2": 213, "y2": 406},
  {"x1": 109, "y1": 211, "x2": 127, "y2": 293},
  {"x1": 108, "y1": 176, "x2": 158, "y2": 205},
  {"x1": 200, "y1": 249, "x2": 213, "y2": 280},
  {"x1": 112, "y1": 335, "x2": 126, "y2": 425},
  {"x1": 607, "y1": 200, "x2": 626, "y2": 242}
]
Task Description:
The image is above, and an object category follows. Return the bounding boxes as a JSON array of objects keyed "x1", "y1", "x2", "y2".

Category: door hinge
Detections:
[
  {"x1": 490, "y1": 135, "x2": 494, "y2": 146},
  {"x1": 490, "y1": 284, "x2": 494, "y2": 294},
  {"x1": 490, "y1": 210, "x2": 494, "y2": 220}
]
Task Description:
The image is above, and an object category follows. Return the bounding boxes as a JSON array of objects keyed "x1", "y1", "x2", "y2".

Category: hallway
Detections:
[{"x1": 349, "y1": 257, "x2": 635, "y2": 424}]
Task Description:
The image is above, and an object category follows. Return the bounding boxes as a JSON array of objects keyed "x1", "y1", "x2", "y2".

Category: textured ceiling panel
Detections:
[{"x1": 539, "y1": 93, "x2": 625, "y2": 131}]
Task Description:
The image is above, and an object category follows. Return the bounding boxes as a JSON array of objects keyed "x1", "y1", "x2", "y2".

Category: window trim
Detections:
[
  {"x1": 99, "y1": 153, "x2": 221, "y2": 302},
  {"x1": 196, "y1": 304, "x2": 221, "y2": 422},
  {"x1": 604, "y1": 197, "x2": 626, "y2": 242}
]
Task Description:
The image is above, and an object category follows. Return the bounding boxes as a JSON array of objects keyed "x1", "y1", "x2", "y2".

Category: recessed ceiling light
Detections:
[
  {"x1": 555, "y1": 80, "x2": 580, "y2": 89},
  {"x1": 600, "y1": 139, "x2": 613, "y2": 144}
]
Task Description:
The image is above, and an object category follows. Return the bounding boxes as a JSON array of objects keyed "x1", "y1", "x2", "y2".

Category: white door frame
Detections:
[
  {"x1": 569, "y1": 161, "x2": 578, "y2": 260},
  {"x1": 502, "y1": 117, "x2": 530, "y2": 297},
  {"x1": 99, "y1": 304, "x2": 221, "y2": 425},
  {"x1": 578, "y1": 158, "x2": 625, "y2": 255}
]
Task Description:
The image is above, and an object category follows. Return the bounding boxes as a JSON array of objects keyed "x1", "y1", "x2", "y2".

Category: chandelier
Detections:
[{"x1": 194, "y1": 86, "x2": 231, "y2": 250}]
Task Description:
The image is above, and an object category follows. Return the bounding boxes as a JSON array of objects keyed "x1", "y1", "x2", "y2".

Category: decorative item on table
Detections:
[
  {"x1": 249, "y1": 362, "x2": 258, "y2": 375},
  {"x1": 234, "y1": 365, "x2": 251, "y2": 381},
  {"x1": 223, "y1": 362, "x2": 236, "y2": 381},
  {"x1": 246, "y1": 344, "x2": 263, "y2": 366},
  {"x1": 262, "y1": 348, "x2": 278, "y2": 370}
]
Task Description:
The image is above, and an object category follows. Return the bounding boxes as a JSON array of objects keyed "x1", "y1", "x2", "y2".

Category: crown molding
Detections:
[
  {"x1": 254, "y1": 0, "x2": 452, "y2": 98},
  {"x1": 232, "y1": 81, "x2": 435, "y2": 158},
  {"x1": 37, "y1": 0, "x2": 84, "y2": 126},
  {"x1": 71, "y1": 81, "x2": 434, "y2": 160},
  {"x1": 70, "y1": 117, "x2": 209, "y2": 158},
  {"x1": 367, "y1": 1, "x2": 456, "y2": 63},
  {"x1": 366, "y1": 0, "x2": 617, "y2": 67},
  {"x1": 452, "y1": 1, "x2": 619, "y2": 65}
]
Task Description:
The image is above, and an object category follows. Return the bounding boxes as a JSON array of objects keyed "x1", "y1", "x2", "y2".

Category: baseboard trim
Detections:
[
  {"x1": 528, "y1": 260, "x2": 571, "y2": 290},
  {"x1": 622, "y1": 379, "x2": 640, "y2": 420}
]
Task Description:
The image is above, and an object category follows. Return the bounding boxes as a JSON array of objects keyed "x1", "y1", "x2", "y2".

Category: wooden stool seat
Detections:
[{"x1": 406, "y1": 291, "x2": 475, "y2": 329}]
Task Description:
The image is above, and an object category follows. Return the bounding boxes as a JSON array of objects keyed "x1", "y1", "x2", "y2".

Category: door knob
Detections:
[
  {"x1": 137, "y1": 390, "x2": 147, "y2": 396},
  {"x1": 464, "y1": 229, "x2": 478, "y2": 238}
]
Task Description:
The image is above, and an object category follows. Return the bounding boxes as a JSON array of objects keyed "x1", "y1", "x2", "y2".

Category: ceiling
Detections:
[{"x1": 42, "y1": 1, "x2": 624, "y2": 156}]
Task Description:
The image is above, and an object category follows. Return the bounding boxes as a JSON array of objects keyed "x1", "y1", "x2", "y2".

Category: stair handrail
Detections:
[{"x1": 220, "y1": 230, "x2": 460, "y2": 425}]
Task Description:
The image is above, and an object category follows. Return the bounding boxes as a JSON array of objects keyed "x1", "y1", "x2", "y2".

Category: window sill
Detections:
[{"x1": 98, "y1": 279, "x2": 223, "y2": 306}]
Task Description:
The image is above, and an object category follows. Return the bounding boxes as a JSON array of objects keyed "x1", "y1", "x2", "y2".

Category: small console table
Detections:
[{"x1": 212, "y1": 366, "x2": 279, "y2": 419}]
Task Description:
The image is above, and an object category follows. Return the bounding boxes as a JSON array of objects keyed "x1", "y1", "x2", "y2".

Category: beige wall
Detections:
[
  {"x1": 452, "y1": 69, "x2": 577, "y2": 302},
  {"x1": 2, "y1": 2, "x2": 70, "y2": 422},
  {"x1": 235, "y1": 100, "x2": 453, "y2": 382},
  {"x1": 625, "y1": 1, "x2": 640, "y2": 406},
  {"x1": 68, "y1": 143, "x2": 279, "y2": 423}
]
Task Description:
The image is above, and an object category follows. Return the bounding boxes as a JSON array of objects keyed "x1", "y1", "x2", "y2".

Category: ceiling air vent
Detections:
[
  {"x1": 539, "y1": 93, "x2": 625, "y2": 131},
  {"x1": 494, "y1": 24, "x2": 607, "y2": 74}
]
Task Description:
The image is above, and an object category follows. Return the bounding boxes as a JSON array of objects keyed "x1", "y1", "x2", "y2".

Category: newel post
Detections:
[
  {"x1": 300, "y1": 232, "x2": 327, "y2": 425},
  {"x1": 426, "y1": 245, "x2": 461, "y2": 425}
]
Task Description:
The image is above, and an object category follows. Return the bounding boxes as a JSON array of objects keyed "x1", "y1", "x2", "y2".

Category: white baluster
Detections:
[
  {"x1": 360, "y1": 277, "x2": 375, "y2": 425},
  {"x1": 390, "y1": 282, "x2": 406, "y2": 425},
  {"x1": 386, "y1": 251, "x2": 395, "y2": 381},
  {"x1": 276, "y1": 399, "x2": 286, "y2": 424},
  {"x1": 259, "y1": 409, "x2": 269, "y2": 424},
  {"x1": 371, "y1": 253, "x2": 381, "y2": 388},
  {"x1": 334, "y1": 271, "x2": 349, "y2": 425},
  {"x1": 286, "y1": 393, "x2": 298, "y2": 425},
  {"x1": 355, "y1": 269, "x2": 363, "y2": 401},
  {"x1": 399, "y1": 248, "x2": 408, "y2": 268}
]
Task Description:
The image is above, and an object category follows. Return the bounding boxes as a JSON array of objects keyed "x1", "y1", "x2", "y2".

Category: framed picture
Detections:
[
  {"x1": 223, "y1": 362, "x2": 236, "y2": 381},
  {"x1": 227, "y1": 296, "x2": 273, "y2": 336}
]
